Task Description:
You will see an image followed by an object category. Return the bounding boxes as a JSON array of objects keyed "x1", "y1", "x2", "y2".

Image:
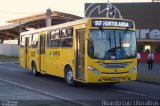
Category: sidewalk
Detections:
[
  {"x1": 138, "y1": 62, "x2": 160, "y2": 72},
  {"x1": 137, "y1": 62, "x2": 160, "y2": 84},
  {"x1": 0, "y1": 55, "x2": 19, "y2": 63}
]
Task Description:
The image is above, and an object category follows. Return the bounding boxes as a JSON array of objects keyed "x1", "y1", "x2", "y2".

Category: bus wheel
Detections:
[
  {"x1": 65, "y1": 66, "x2": 76, "y2": 86},
  {"x1": 32, "y1": 62, "x2": 38, "y2": 76}
]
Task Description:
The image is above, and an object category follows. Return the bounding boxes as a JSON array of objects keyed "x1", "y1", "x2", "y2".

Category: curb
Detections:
[
  {"x1": 0, "y1": 61, "x2": 19, "y2": 64},
  {"x1": 136, "y1": 80, "x2": 160, "y2": 85}
]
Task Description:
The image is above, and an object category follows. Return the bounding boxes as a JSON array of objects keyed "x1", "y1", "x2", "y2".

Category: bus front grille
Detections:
[{"x1": 99, "y1": 62, "x2": 131, "y2": 68}]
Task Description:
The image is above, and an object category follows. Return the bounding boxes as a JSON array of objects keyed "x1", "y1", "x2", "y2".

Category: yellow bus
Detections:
[{"x1": 20, "y1": 18, "x2": 137, "y2": 86}]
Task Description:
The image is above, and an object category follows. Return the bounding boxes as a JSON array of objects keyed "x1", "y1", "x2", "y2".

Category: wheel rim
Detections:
[{"x1": 67, "y1": 70, "x2": 73, "y2": 84}]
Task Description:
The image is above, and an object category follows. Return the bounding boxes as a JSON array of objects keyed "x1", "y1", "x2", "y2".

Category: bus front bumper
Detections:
[{"x1": 85, "y1": 70, "x2": 137, "y2": 83}]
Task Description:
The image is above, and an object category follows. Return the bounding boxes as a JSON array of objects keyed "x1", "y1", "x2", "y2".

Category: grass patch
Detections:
[
  {"x1": 137, "y1": 71, "x2": 160, "y2": 84},
  {"x1": 0, "y1": 55, "x2": 19, "y2": 62}
]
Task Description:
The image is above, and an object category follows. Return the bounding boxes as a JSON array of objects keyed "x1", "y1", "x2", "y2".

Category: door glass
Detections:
[
  {"x1": 76, "y1": 29, "x2": 85, "y2": 80},
  {"x1": 39, "y1": 35, "x2": 46, "y2": 72},
  {"x1": 40, "y1": 36, "x2": 45, "y2": 54}
]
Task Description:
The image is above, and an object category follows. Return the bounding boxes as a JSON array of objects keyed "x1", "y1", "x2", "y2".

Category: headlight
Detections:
[
  {"x1": 130, "y1": 66, "x2": 137, "y2": 74},
  {"x1": 88, "y1": 66, "x2": 101, "y2": 75}
]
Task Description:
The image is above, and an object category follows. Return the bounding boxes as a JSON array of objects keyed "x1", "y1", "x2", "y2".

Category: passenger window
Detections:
[
  {"x1": 49, "y1": 30, "x2": 60, "y2": 47},
  {"x1": 61, "y1": 28, "x2": 73, "y2": 47},
  {"x1": 31, "y1": 33, "x2": 39, "y2": 48}
]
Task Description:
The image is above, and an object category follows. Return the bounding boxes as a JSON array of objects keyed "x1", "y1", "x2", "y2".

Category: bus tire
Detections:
[
  {"x1": 65, "y1": 66, "x2": 76, "y2": 86},
  {"x1": 32, "y1": 62, "x2": 39, "y2": 76}
]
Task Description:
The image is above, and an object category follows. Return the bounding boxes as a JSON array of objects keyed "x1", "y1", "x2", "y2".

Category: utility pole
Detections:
[{"x1": 46, "y1": 8, "x2": 52, "y2": 27}]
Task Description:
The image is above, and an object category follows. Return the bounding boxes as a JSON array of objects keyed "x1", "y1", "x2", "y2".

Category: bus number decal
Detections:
[
  {"x1": 49, "y1": 51, "x2": 60, "y2": 63},
  {"x1": 97, "y1": 59, "x2": 105, "y2": 63},
  {"x1": 53, "y1": 51, "x2": 60, "y2": 56}
]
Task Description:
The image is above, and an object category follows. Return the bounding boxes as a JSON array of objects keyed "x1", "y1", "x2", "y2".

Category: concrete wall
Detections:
[
  {"x1": 3, "y1": 40, "x2": 18, "y2": 44},
  {"x1": 0, "y1": 44, "x2": 19, "y2": 57}
]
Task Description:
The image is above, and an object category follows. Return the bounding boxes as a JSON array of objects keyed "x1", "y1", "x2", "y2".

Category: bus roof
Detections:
[
  {"x1": 20, "y1": 18, "x2": 134, "y2": 35},
  {"x1": 20, "y1": 18, "x2": 88, "y2": 35}
]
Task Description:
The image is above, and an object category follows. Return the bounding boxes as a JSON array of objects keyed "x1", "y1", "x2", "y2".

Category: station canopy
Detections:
[{"x1": 0, "y1": 10, "x2": 82, "y2": 39}]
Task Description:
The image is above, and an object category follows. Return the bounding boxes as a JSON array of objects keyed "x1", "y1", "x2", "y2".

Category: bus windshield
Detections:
[{"x1": 88, "y1": 29, "x2": 136, "y2": 59}]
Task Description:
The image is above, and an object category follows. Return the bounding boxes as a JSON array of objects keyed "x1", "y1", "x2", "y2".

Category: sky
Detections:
[{"x1": 0, "y1": 0, "x2": 151, "y2": 26}]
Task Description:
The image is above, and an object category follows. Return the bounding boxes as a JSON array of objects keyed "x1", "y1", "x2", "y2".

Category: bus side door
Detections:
[
  {"x1": 75, "y1": 29, "x2": 85, "y2": 80},
  {"x1": 39, "y1": 33, "x2": 46, "y2": 73},
  {"x1": 24, "y1": 37, "x2": 29, "y2": 68}
]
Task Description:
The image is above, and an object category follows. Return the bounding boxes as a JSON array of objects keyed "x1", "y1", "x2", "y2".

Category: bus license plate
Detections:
[{"x1": 111, "y1": 77, "x2": 119, "y2": 81}]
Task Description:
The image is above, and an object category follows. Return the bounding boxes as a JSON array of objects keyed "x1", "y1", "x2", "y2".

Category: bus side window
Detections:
[
  {"x1": 20, "y1": 35, "x2": 25, "y2": 47},
  {"x1": 31, "y1": 33, "x2": 39, "y2": 48},
  {"x1": 49, "y1": 30, "x2": 60, "y2": 47},
  {"x1": 61, "y1": 28, "x2": 73, "y2": 47}
]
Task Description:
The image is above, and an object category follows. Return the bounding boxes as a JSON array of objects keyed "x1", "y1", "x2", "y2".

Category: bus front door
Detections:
[
  {"x1": 24, "y1": 37, "x2": 29, "y2": 68},
  {"x1": 39, "y1": 35, "x2": 46, "y2": 73},
  {"x1": 75, "y1": 29, "x2": 85, "y2": 81}
]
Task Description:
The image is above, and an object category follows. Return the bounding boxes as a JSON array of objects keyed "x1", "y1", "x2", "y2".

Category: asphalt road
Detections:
[{"x1": 0, "y1": 62, "x2": 160, "y2": 106}]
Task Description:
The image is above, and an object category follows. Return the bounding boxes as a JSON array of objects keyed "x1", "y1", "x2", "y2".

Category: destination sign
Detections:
[{"x1": 92, "y1": 20, "x2": 133, "y2": 28}]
